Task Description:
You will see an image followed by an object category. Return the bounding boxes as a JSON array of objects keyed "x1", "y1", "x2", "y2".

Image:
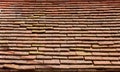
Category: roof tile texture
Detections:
[{"x1": 0, "y1": 0, "x2": 120, "y2": 71}]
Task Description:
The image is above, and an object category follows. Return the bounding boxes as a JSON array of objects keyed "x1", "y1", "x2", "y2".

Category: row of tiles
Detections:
[{"x1": 0, "y1": 0, "x2": 120, "y2": 71}]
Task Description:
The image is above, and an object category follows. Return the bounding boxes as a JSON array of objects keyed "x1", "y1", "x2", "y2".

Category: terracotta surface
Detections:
[{"x1": 0, "y1": 0, "x2": 120, "y2": 72}]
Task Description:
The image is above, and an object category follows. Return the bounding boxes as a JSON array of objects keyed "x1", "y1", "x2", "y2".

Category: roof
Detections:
[{"x1": 0, "y1": 0, "x2": 120, "y2": 72}]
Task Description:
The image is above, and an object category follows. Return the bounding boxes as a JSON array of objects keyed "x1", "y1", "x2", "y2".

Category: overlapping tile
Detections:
[{"x1": 0, "y1": 0, "x2": 120, "y2": 72}]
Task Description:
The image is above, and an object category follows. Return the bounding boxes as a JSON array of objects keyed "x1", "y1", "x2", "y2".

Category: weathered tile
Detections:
[
  {"x1": 3, "y1": 64, "x2": 20, "y2": 69},
  {"x1": 44, "y1": 60, "x2": 60, "y2": 65},
  {"x1": 0, "y1": 0, "x2": 120, "y2": 71},
  {"x1": 68, "y1": 56, "x2": 83, "y2": 60},
  {"x1": 76, "y1": 51, "x2": 92, "y2": 56},
  {"x1": 29, "y1": 51, "x2": 44, "y2": 55},
  {"x1": 20, "y1": 56, "x2": 36, "y2": 60},
  {"x1": 94, "y1": 61, "x2": 111, "y2": 65},
  {"x1": 37, "y1": 55, "x2": 52, "y2": 59}
]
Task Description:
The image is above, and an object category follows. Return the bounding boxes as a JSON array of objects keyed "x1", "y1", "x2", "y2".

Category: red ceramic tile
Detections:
[{"x1": 0, "y1": 0, "x2": 120, "y2": 71}]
